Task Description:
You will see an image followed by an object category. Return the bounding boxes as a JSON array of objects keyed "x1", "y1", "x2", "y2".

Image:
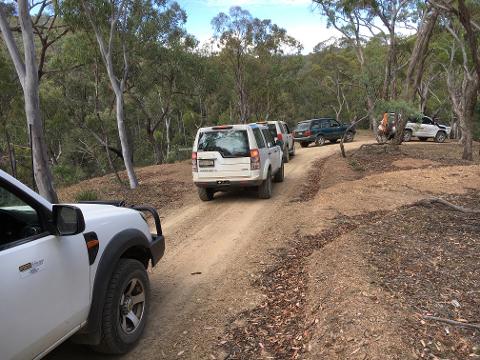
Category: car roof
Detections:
[{"x1": 198, "y1": 124, "x2": 251, "y2": 131}]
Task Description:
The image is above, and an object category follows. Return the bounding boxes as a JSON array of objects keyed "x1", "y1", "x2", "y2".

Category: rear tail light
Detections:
[
  {"x1": 304, "y1": 130, "x2": 312, "y2": 136},
  {"x1": 277, "y1": 133, "x2": 283, "y2": 141},
  {"x1": 250, "y1": 149, "x2": 260, "y2": 170},
  {"x1": 192, "y1": 152, "x2": 198, "y2": 172}
]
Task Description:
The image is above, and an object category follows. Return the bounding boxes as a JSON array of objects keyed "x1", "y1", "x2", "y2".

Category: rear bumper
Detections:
[
  {"x1": 294, "y1": 136, "x2": 314, "y2": 142},
  {"x1": 195, "y1": 179, "x2": 263, "y2": 188},
  {"x1": 149, "y1": 234, "x2": 165, "y2": 266}
]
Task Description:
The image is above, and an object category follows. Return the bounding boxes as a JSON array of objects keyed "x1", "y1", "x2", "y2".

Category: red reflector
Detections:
[
  {"x1": 277, "y1": 133, "x2": 283, "y2": 141},
  {"x1": 86, "y1": 239, "x2": 99, "y2": 249},
  {"x1": 192, "y1": 152, "x2": 197, "y2": 160},
  {"x1": 212, "y1": 125, "x2": 233, "y2": 130},
  {"x1": 304, "y1": 130, "x2": 311, "y2": 136}
]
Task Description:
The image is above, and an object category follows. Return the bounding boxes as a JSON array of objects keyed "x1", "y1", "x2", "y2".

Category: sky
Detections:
[{"x1": 175, "y1": 0, "x2": 342, "y2": 54}]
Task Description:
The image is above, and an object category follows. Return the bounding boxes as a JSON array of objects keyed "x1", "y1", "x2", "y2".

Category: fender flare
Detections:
[
  {"x1": 262, "y1": 160, "x2": 272, "y2": 180},
  {"x1": 73, "y1": 228, "x2": 152, "y2": 344}
]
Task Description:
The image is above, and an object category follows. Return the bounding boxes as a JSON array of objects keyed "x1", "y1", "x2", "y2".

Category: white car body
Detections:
[
  {"x1": 253, "y1": 121, "x2": 295, "y2": 161},
  {"x1": 192, "y1": 124, "x2": 283, "y2": 190},
  {"x1": 0, "y1": 170, "x2": 165, "y2": 360},
  {"x1": 404, "y1": 115, "x2": 451, "y2": 142}
]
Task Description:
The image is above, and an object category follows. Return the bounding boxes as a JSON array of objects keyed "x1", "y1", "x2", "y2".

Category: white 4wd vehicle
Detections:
[
  {"x1": 252, "y1": 121, "x2": 295, "y2": 163},
  {"x1": 404, "y1": 115, "x2": 451, "y2": 143},
  {"x1": 0, "y1": 170, "x2": 165, "y2": 360},
  {"x1": 192, "y1": 124, "x2": 284, "y2": 201}
]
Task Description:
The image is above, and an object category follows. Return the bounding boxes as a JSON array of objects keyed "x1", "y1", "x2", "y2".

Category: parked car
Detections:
[
  {"x1": 294, "y1": 118, "x2": 355, "y2": 148},
  {"x1": 192, "y1": 124, "x2": 284, "y2": 201},
  {"x1": 0, "y1": 170, "x2": 165, "y2": 360},
  {"x1": 403, "y1": 115, "x2": 451, "y2": 143},
  {"x1": 252, "y1": 121, "x2": 295, "y2": 162}
]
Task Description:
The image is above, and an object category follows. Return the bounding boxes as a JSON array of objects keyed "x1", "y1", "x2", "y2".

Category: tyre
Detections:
[
  {"x1": 198, "y1": 187, "x2": 214, "y2": 201},
  {"x1": 258, "y1": 169, "x2": 272, "y2": 199},
  {"x1": 418, "y1": 137, "x2": 428, "y2": 142},
  {"x1": 273, "y1": 162, "x2": 284, "y2": 183},
  {"x1": 434, "y1": 131, "x2": 447, "y2": 143},
  {"x1": 93, "y1": 259, "x2": 150, "y2": 354},
  {"x1": 315, "y1": 135, "x2": 326, "y2": 146},
  {"x1": 403, "y1": 129, "x2": 413, "y2": 142},
  {"x1": 345, "y1": 131, "x2": 355, "y2": 142},
  {"x1": 300, "y1": 142, "x2": 309, "y2": 148},
  {"x1": 330, "y1": 138, "x2": 338, "y2": 143},
  {"x1": 283, "y1": 148, "x2": 290, "y2": 163}
]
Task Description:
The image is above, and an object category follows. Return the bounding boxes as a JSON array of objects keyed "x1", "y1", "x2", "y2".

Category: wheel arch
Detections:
[{"x1": 72, "y1": 228, "x2": 152, "y2": 345}]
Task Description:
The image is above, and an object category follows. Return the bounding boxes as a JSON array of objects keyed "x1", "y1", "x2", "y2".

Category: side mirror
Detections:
[{"x1": 52, "y1": 205, "x2": 85, "y2": 236}]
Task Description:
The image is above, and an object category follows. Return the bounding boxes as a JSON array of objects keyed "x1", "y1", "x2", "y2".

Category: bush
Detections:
[{"x1": 74, "y1": 189, "x2": 98, "y2": 202}]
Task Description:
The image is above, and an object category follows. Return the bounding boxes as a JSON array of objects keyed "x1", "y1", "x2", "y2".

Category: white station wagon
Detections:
[{"x1": 192, "y1": 124, "x2": 284, "y2": 200}]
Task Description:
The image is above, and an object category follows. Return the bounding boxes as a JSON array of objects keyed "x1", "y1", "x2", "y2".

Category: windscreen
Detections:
[
  {"x1": 197, "y1": 130, "x2": 250, "y2": 158},
  {"x1": 296, "y1": 122, "x2": 310, "y2": 131}
]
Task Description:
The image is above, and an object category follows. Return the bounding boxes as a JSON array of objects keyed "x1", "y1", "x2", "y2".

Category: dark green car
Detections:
[{"x1": 293, "y1": 118, "x2": 355, "y2": 148}]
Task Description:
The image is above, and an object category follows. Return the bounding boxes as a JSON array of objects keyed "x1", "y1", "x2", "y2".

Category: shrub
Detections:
[{"x1": 74, "y1": 189, "x2": 98, "y2": 202}]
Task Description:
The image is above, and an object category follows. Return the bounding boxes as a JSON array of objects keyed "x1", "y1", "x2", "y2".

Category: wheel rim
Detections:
[
  {"x1": 346, "y1": 133, "x2": 353, "y2": 142},
  {"x1": 437, "y1": 133, "x2": 445, "y2": 142},
  {"x1": 119, "y1": 278, "x2": 146, "y2": 334},
  {"x1": 317, "y1": 137, "x2": 324, "y2": 146},
  {"x1": 404, "y1": 132, "x2": 411, "y2": 141}
]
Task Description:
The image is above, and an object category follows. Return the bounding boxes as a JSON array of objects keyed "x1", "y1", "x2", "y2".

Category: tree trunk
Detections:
[
  {"x1": 5, "y1": 127, "x2": 17, "y2": 177},
  {"x1": 0, "y1": 0, "x2": 58, "y2": 202},
  {"x1": 147, "y1": 129, "x2": 162, "y2": 164},
  {"x1": 114, "y1": 90, "x2": 139, "y2": 188}
]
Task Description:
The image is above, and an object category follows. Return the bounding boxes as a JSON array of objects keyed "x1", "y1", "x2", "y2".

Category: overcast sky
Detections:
[{"x1": 175, "y1": 0, "x2": 343, "y2": 54}]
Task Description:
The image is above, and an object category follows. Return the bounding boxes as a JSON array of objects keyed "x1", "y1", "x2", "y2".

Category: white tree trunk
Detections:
[{"x1": 0, "y1": 0, "x2": 58, "y2": 202}]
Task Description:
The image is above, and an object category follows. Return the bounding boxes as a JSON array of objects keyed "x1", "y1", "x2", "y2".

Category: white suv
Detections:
[
  {"x1": 252, "y1": 121, "x2": 295, "y2": 163},
  {"x1": 192, "y1": 124, "x2": 284, "y2": 200},
  {"x1": 0, "y1": 170, "x2": 165, "y2": 360},
  {"x1": 404, "y1": 115, "x2": 451, "y2": 143}
]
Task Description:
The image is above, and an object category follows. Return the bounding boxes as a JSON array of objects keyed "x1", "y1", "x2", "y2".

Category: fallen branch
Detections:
[
  {"x1": 423, "y1": 315, "x2": 480, "y2": 330},
  {"x1": 417, "y1": 197, "x2": 480, "y2": 214}
]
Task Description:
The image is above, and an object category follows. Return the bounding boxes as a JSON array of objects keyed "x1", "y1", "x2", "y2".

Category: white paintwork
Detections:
[
  {"x1": 405, "y1": 116, "x2": 451, "y2": 140},
  {"x1": 0, "y1": 170, "x2": 151, "y2": 360},
  {"x1": 192, "y1": 124, "x2": 282, "y2": 187}
]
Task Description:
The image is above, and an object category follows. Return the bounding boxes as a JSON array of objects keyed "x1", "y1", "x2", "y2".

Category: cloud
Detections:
[{"x1": 287, "y1": 23, "x2": 341, "y2": 54}]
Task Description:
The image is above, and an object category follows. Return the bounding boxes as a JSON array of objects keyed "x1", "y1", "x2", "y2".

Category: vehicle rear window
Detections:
[
  {"x1": 267, "y1": 124, "x2": 277, "y2": 138},
  {"x1": 197, "y1": 130, "x2": 250, "y2": 158},
  {"x1": 296, "y1": 122, "x2": 310, "y2": 131}
]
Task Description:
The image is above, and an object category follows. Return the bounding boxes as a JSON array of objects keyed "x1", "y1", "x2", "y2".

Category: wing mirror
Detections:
[{"x1": 52, "y1": 205, "x2": 86, "y2": 236}]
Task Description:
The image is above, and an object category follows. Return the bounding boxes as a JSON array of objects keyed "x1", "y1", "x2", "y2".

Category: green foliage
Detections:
[{"x1": 74, "y1": 189, "x2": 99, "y2": 202}]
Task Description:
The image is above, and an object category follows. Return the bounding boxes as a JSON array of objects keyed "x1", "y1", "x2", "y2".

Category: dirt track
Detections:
[
  {"x1": 47, "y1": 139, "x2": 371, "y2": 360},
  {"x1": 46, "y1": 138, "x2": 480, "y2": 360}
]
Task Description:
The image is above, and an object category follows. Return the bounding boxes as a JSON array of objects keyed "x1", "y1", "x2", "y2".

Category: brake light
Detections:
[
  {"x1": 277, "y1": 133, "x2": 283, "y2": 141},
  {"x1": 304, "y1": 130, "x2": 311, "y2": 136},
  {"x1": 192, "y1": 152, "x2": 198, "y2": 172},
  {"x1": 250, "y1": 149, "x2": 260, "y2": 170}
]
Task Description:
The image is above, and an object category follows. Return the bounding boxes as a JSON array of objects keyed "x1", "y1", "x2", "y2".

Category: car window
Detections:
[
  {"x1": 330, "y1": 119, "x2": 340, "y2": 127},
  {"x1": 267, "y1": 124, "x2": 277, "y2": 139},
  {"x1": 422, "y1": 117, "x2": 433, "y2": 125},
  {"x1": 261, "y1": 129, "x2": 274, "y2": 147},
  {"x1": 311, "y1": 121, "x2": 321, "y2": 130},
  {"x1": 253, "y1": 128, "x2": 266, "y2": 149},
  {"x1": 197, "y1": 130, "x2": 250, "y2": 158},
  {"x1": 284, "y1": 123, "x2": 291, "y2": 133},
  {"x1": 296, "y1": 122, "x2": 310, "y2": 131},
  {"x1": 320, "y1": 120, "x2": 330, "y2": 128},
  {"x1": 0, "y1": 185, "x2": 43, "y2": 248}
]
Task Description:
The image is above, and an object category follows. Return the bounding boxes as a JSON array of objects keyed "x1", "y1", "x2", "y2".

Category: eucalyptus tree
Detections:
[
  {"x1": 212, "y1": 6, "x2": 300, "y2": 123},
  {"x1": 0, "y1": 0, "x2": 58, "y2": 201}
]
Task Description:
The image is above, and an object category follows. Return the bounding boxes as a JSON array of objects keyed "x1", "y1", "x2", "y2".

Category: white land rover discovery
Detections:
[
  {"x1": 192, "y1": 124, "x2": 284, "y2": 201},
  {"x1": 0, "y1": 170, "x2": 165, "y2": 360}
]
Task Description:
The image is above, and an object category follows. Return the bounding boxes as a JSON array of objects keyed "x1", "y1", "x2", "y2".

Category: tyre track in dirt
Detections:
[{"x1": 46, "y1": 140, "x2": 371, "y2": 360}]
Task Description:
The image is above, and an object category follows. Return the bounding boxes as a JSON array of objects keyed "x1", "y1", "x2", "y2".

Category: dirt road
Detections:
[{"x1": 46, "y1": 140, "x2": 370, "y2": 360}]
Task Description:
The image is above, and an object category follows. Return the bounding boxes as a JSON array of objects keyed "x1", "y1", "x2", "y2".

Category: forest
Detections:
[{"x1": 0, "y1": 0, "x2": 479, "y2": 202}]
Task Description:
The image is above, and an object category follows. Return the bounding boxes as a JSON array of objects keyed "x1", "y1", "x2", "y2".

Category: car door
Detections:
[
  {"x1": 282, "y1": 123, "x2": 293, "y2": 150},
  {"x1": 252, "y1": 127, "x2": 269, "y2": 177},
  {"x1": 421, "y1": 117, "x2": 436, "y2": 136},
  {"x1": 329, "y1": 119, "x2": 343, "y2": 138},
  {"x1": 261, "y1": 128, "x2": 281, "y2": 172},
  {"x1": 319, "y1": 119, "x2": 332, "y2": 139},
  {"x1": 0, "y1": 183, "x2": 90, "y2": 360}
]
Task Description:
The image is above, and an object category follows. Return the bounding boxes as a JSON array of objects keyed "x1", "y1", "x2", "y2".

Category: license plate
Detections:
[{"x1": 199, "y1": 159, "x2": 214, "y2": 167}]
